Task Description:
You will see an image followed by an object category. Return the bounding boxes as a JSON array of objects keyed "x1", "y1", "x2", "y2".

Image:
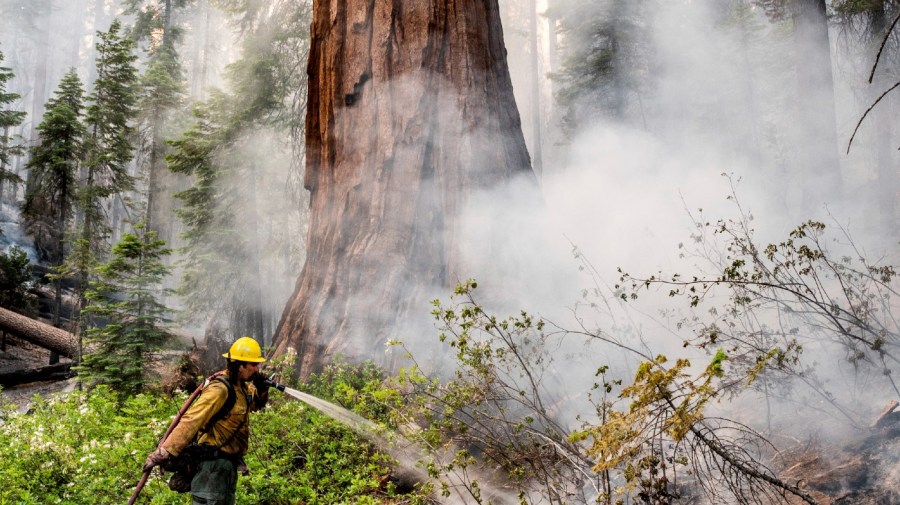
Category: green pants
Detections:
[{"x1": 191, "y1": 458, "x2": 237, "y2": 505}]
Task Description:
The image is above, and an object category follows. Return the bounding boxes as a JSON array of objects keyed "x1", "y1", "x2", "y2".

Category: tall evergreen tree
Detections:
[
  {"x1": 67, "y1": 20, "x2": 139, "y2": 343},
  {"x1": 550, "y1": 0, "x2": 652, "y2": 134},
  {"x1": 168, "y1": 0, "x2": 310, "y2": 343},
  {"x1": 0, "y1": 49, "x2": 27, "y2": 203},
  {"x1": 127, "y1": 0, "x2": 188, "y2": 233},
  {"x1": 77, "y1": 19, "x2": 139, "y2": 260},
  {"x1": 137, "y1": 44, "x2": 184, "y2": 233},
  {"x1": 23, "y1": 70, "x2": 86, "y2": 261},
  {"x1": 22, "y1": 69, "x2": 86, "y2": 328},
  {"x1": 167, "y1": 95, "x2": 241, "y2": 327},
  {"x1": 78, "y1": 224, "x2": 172, "y2": 394}
]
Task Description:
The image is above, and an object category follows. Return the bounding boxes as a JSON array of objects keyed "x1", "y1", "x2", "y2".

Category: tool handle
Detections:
[
  {"x1": 128, "y1": 372, "x2": 223, "y2": 504},
  {"x1": 126, "y1": 470, "x2": 151, "y2": 505}
]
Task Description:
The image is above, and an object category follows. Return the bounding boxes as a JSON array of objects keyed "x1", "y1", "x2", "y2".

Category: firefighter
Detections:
[{"x1": 143, "y1": 336, "x2": 270, "y2": 504}]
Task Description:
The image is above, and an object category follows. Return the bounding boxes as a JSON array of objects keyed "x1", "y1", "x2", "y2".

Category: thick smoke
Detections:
[{"x1": 421, "y1": 0, "x2": 900, "y2": 445}]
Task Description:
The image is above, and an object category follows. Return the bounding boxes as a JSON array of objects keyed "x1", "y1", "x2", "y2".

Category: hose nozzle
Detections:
[{"x1": 262, "y1": 377, "x2": 286, "y2": 392}]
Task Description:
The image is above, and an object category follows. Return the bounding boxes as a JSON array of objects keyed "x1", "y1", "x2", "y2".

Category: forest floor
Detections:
[{"x1": 0, "y1": 334, "x2": 76, "y2": 412}]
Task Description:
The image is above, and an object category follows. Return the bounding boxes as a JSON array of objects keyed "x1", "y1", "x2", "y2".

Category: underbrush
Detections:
[{"x1": 0, "y1": 361, "x2": 426, "y2": 505}]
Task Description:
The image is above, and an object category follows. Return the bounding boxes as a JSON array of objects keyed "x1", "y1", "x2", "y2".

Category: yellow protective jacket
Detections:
[{"x1": 163, "y1": 371, "x2": 267, "y2": 457}]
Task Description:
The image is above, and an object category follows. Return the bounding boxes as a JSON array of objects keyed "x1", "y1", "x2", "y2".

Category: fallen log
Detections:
[
  {"x1": 0, "y1": 362, "x2": 73, "y2": 386},
  {"x1": 0, "y1": 307, "x2": 77, "y2": 359},
  {"x1": 0, "y1": 307, "x2": 202, "y2": 363}
]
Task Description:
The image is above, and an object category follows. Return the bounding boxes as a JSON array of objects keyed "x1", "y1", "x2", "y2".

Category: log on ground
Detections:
[{"x1": 0, "y1": 307, "x2": 77, "y2": 359}]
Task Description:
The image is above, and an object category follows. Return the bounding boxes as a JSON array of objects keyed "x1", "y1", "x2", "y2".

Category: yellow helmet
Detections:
[{"x1": 222, "y1": 336, "x2": 266, "y2": 363}]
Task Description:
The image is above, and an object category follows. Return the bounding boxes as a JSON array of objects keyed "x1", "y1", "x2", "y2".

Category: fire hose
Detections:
[{"x1": 126, "y1": 374, "x2": 285, "y2": 504}]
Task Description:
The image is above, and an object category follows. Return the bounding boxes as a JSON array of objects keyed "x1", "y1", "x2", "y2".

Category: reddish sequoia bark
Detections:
[{"x1": 273, "y1": 0, "x2": 533, "y2": 376}]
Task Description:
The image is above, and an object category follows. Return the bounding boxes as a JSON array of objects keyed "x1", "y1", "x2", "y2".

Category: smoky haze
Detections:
[
  {"x1": 0, "y1": 0, "x2": 306, "y2": 344},
  {"x1": 1, "y1": 0, "x2": 899, "y2": 502},
  {"x1": 433, "y1": 0, "x2": 900, "y2": 446},
  {"x1": 1, "y1": 0, "x2": 898, "y2": 454}
]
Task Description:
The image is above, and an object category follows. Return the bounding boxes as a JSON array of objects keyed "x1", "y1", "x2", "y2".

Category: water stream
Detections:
[{"x1": 280, "y1": 387, "x2": 518, "y2": 504}]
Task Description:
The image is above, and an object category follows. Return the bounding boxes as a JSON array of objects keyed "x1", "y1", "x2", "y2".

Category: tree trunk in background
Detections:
[
  {"x1": 146, "y1": 0, "x2": 174, "y2": 238},
  {"x1": 246, "y1": 162, "x2": 265, "y2": 345},
  {"x1": 528, "y1": 0, "x2": 543, "y2": 180},
  {"x1": 273, "y1": 0, "x2": 534, "y2": 377},
  {"x1": 792, "y1": 0, "x2": 842, "y2": 211},
  {"x1": 190, "y1": 0, "x2": 208, "y2": 99},
  {"x1": 28, "y1": 2, "x2": 52, "y2": 150},
  {"x1": 88, "y1": 0, "x2": 109, "y2": 89},
  {"x1": 869, "y1": 4, "x2": 899, "y2": 237},
  {"x1": 545, "y1": 2, "x2": 565, "y2": 173}
]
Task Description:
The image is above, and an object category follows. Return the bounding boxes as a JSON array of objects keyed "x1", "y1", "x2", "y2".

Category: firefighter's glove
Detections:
[
  {"x1": 143, "y1": 447, "x2": 170, "y2": 472},
  {"x1": 251, "y1": 372, "x2": 271, "y2": 395},
  {"x1": 237, "y1": 458, "x2": 250, "y2": 476}
]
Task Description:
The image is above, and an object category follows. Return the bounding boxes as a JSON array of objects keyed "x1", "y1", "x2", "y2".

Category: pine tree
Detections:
[
  {"x1": 0, "y1": 49, "x2": 27, "y2": 202},
  {"x1": 78, "y1": 224, "x2": 172, "y2": 394},
  {"x1": 549, "y1": 0, "x2": 652, "y2": 134},
  {"x1": 128, "y1": 0, "x2": 188, "y2": 233},
  {"x1": 0, "y1": 245, "x2": 37, "y2": 316},
  {"x1": 139, "y1": 48, "x2": 184, "y2": 230},
  {"x1": 70, "y1": 19, "x2": 139, "y2": 295},
  {"x1": 168, "y1": 1, "x2": 310, "y2": 341},
  {"x1": 167, "y1": 92, "x2": 260, "y2": 339},
  {"x1": 65, "y1": 20, "x2": 139, "y2": 353},
  {"x1": 22, "y1": 70, "x2": 86, "y2": 328},
  {"x1": 23, "y1": 70, "x2": 86, "y2": 263}
]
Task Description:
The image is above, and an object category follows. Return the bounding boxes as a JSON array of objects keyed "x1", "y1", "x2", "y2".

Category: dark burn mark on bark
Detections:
[{"x1": 344, "y1": 71, "x2": 370, "y2": 106}]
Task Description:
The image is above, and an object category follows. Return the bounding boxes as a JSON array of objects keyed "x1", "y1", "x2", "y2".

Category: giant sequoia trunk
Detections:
[{"x1": 273, "y1": 0, "x2": 533, "y2": 376}]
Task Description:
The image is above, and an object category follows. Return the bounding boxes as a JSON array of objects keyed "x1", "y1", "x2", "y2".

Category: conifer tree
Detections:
[
  {"x1": 128, "y1": 0, "x2": 188, "y2": 233},
  {"x1": 22, "y1": 70, "x2": 86, "y2": 328},
  {"x1": 78, "y1": 224, "x2": 172, "y2": 394},
  {"x1": 168, "y1": 92, "x2": 264, "y2": 340},
  {"x1": 72, "y1": 20, "x2": 139, "y2": 278},
  {"x1": 138, "y1": 45, "x2": 184, "y2": 233},
  {"x1": 549, "y1": 0, "x2": 652, "y2": 134},
  {"x1": 168, "y1": 1, "x2": 310, "y2": 341},
  {"x1": 0, "y1": 245, "x2": 37, "y2": 316},
  {"x1": 23, "y1": 70, "x2": 86, "y2": 263},
  {"x1": 0, "y1": 49, "x2": 27, "y2": 203},
  {"x1": 66, "y1": 20, "x2": 139, "y2": 347}
]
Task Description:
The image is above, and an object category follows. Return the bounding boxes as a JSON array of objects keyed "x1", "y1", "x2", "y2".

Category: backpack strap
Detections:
[{"x1": 199, "y1": 376, "x2": 236, "y2": 435}]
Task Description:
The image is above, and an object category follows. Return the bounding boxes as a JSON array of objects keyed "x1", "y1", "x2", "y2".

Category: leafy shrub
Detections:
[
  {"x1": 0, "y1": 245, "x2": 37, "y2": 316},
  {"x1": 0, "y1": 386, "x2": 178, "y2": 504},
  {"x1": 302, "y1": 357, "x2": 404, "y2": 425},
  {"x1": 0, "y1": 379, "x2": 427, "y2": 504}
]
